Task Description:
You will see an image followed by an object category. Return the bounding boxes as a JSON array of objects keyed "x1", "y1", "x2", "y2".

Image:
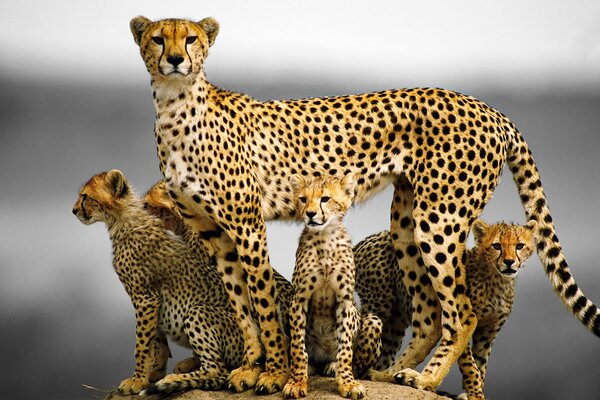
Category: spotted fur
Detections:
[
  {"x1": 356, "y1": 221, "x2": 537, "y2": 399},
  {"x1": 283, "y1": 175, "x2": 382, "y2": 399},
  {"x1": 73, "y1": 170, "x2": 243, "y2": 395},
  {"x1": 130, "y1": 16, "x2": 600, "y2": 393}
]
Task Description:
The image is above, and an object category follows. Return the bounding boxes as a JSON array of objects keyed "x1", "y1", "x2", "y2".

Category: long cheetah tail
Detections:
[{"x1": 506, "y1": 126, "x2": 600, "y2": 336}]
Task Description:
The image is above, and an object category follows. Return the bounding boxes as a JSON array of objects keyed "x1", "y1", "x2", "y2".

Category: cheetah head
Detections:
[
  {"x1": 130, "y1": 16, "x2": 219, "y2": 84},
  {"x1": 472, "y1": 219, "x2": 538, "y2": 277},
  {"x1": 143, "y1": 180, "x2": 187, "y2": 236},
  {"x1": 72, "y1": 169, "x2": 131, "y2": 225},
  {"x1": 290, "y1": 174, "x2": 356, "y2": 231}
]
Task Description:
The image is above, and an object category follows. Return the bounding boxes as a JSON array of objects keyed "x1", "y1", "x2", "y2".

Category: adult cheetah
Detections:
[{"x1": 130, "y1": 16, "x2": 600, "y2": 393}]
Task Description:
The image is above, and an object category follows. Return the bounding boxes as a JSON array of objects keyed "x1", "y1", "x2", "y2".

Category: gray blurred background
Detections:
[{"x1": 1, "y1": 1, "x2": 599, "y2": 399}]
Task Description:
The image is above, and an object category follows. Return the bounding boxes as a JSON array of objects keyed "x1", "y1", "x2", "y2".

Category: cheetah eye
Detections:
[
  {"x1": 492, "y1": 243, "x2": 502, "y2": 250},
  {"x1": 299, "y1": 197, "x2": 307, "y2": 204},
  {"x1": 321, "y1": 196, "x2": 330, "y2": 203},
  {"x1": 152, "y1": 36, "x2": 164, "y2": 45},
  {"x1": 516, "y1": 243, "x2": 525, "y2": 250},
  {"x1": 186, "y1": 36, "x2": 197, "y2": 44}
]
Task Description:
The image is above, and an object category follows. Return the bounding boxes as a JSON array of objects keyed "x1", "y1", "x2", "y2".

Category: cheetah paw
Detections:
[
  {"x1": 228, "y1": 364, "x2": 262, "y2": 392},
  {"x1": 323, "y1": 361, "x2": 337, "y2": 377},
  {"x1": 394, "y1": 368, "x2": 432, "y2": 390},
  {"x1": 254, "y1": 369, "x2": 289, "y2": 394},
  {"x1": 282, "y1": 375, "x2": 308, "y2": 399},
  {"x1": 118, "y1": 376, "x2": 149, "y2": 394},
  {"x1": 337, "y1": 379, "x2": 366, "y2": 399}
]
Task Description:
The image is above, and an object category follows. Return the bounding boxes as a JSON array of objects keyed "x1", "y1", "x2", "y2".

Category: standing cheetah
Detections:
[
  {"x1": 283, "y1": 174, "x2": 382, "y2": 399},
  {"x1": 72, "y1": 170, "x2": 243, "y2": 395},
  {"x1": 130, "y1": 16, "x2": 600, "y2": 394},
  {"x1": 355, "y1": 220, "x2": 538, "y2": 399}
]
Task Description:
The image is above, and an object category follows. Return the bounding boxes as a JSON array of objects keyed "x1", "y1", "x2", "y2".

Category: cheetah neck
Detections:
[{"x1": 107, "y1": 197, "x2": 162, "y2": 243}]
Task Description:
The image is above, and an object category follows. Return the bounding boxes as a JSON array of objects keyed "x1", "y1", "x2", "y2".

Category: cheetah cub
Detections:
[
  {"x1": 283, "y1": 174, "x2": 382, "y2": 400},
  {"x1": 455, "y1": 219, "x2": 537, "y2": 399},
  {"x1": 356, "y1": 220, "x2": 537, "y2": 400},
  {"x1": 72, "y1": 170, "x2": 243, "y2": 395}
]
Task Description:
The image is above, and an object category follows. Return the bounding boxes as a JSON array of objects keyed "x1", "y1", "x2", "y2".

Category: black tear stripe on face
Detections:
[
  {"x1": 184, "y1": 28, "x2": 193, "y2": 73},
  {"x1": 158, "y1": 27, "x2": 166, "y2": 75}
]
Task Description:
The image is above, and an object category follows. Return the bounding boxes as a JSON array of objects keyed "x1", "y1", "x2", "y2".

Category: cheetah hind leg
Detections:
[
  {"x1": 352, "y1": 313, "x2": 383, "y2": 378},
  {"x1": 148, "y1": 332, "x2": 171, "y2": 383},
  {"x1": 143, "y1": 305, "x2": 245, "y2": 396},
  {"x1": 174, "y1": 356, "x2": 202, "y2": 374}
]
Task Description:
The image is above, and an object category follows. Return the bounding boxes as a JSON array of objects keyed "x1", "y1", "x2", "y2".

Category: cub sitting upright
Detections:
[
  {"x1": 72, "y1": 170, "x2": 243, "y2": 395},
  {"x1": 283, "y1": 174, "x2": 382, "y2": 400}
]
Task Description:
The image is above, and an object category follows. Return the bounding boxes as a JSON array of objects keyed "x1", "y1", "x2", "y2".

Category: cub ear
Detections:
[
  {"x1": 471, "y1": 219, "x2": 489, "y2": 243},
  {"x1": 198, "y1": 17, "x2": 219, "y2": 47},
  {"x1": 290, "y1": 174, "x2": 305, "y2": 193},
  {"x1": 341, "y1": 173, "x2": 356, "y2": 198},
  {"x1": 106, "y1": 169, "x2": 128, "y2": 198},
  {"x1": 525, "y1": 219, "x2": 538, "y2": 242},
  {"x1": 130, "y1": 16, "x2": 152, "y2": 46},
  {"x1": 525, "y1": 219, "x2": 537, "y2": 232}
]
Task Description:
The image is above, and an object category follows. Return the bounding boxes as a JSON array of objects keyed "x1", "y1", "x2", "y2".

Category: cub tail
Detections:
[{"x1": 140, "y1": 373, "x2": 227, "y2": 396}]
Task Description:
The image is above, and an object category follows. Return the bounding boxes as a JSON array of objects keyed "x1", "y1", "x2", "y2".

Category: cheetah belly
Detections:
[
  {"x1": 158, "y1": 291, "x2": 191, "y2": 349},
  {"x1": 305, "y1": 286, "x2": 338, "y2": 364}
]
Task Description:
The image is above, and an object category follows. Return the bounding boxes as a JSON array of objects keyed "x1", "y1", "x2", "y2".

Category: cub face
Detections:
[
  {"x1": 72, "y1": 169, "x2": 129, "y2": 225},
  {"x1": 290, "y1": 174, "x2": 355, "y2": 231},
  {"x1": 130, "y1": 16, "x2": 219, "y2": 83},
  {"x1": 472, "y1": 219, "x2": 538, "y2": 276}
]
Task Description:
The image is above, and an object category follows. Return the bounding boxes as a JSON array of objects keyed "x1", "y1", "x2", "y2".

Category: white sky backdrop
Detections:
[{"x1": 2, "y1": 0, "x2": 599, "y2": 92}]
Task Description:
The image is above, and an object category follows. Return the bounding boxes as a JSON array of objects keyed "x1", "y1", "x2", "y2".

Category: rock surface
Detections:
[{"x1": 101, "y1": 377, "x2": 451, "y2": 400}]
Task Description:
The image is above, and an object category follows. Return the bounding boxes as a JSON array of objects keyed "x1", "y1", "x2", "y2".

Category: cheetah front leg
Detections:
[
  {"x1": 471, "y1": 318, "x2": 505, "y2": 385},
  {"x1": 206, "y1": 232, "x2": 264, "y2": 392},
  {"x1": 457, "y1": 346, "x2": 484, "y2": 400},
  {"x1": 181, "y1": 206, "x2": 264, "y2": 392},
  {"x1": 225, "y1": 211, "x2": 290, "y2": 394},
  {"x1": 118, "y1": 293, "x2": 160, "y2": 394}
]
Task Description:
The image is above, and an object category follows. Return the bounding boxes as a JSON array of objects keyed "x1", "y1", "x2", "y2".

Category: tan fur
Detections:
[
  {"x1": 130, "y1": 15, "x2": 600, "y2": 394},
  {"x1": 355, "y1": 221, "x2": 537, "y2": 399},
  {"x1": 283, "y1": 175, "x2": 382, "y2": 399},
  {"x1": 73, "y1": 170, "x2": 243, "y2": 395}
]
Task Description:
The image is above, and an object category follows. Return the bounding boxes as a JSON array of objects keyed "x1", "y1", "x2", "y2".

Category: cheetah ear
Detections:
[
  {"x1": 106, "y1": 169, "x2": 128, "y2": 198},
  {"x1": 198, "y1": 17, "x2": 219, "y2": 47},
  {"x1": 340, "y1": 173, "x2": 356, "y2": 198},
  {"x1": 289, "y1": 174, "x2": 305, "y2": 193},
  {"x1": 472, "y1": 219, "x2": 489, "y2": 243},
  {"x1": 525, "y1": 219, "x2": 538, "y2": 240},
  {"x1": 130, "y1": 16, "x2": 152, "y2": 46}
]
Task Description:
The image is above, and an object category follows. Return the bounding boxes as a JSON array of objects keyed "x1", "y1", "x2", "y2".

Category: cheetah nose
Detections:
[
  {"x1": 504, "y1": 259, "x2": 515, "y2": 267},
  {"x1": 306, "y1": 211, "x2": 317, "y2": 219},
  {"x1": 167, "y1": 55, "x2": 184, "y2": 67},
  {"x1": 72, "y1": 208, "x2": 78, "y2": 215}
]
